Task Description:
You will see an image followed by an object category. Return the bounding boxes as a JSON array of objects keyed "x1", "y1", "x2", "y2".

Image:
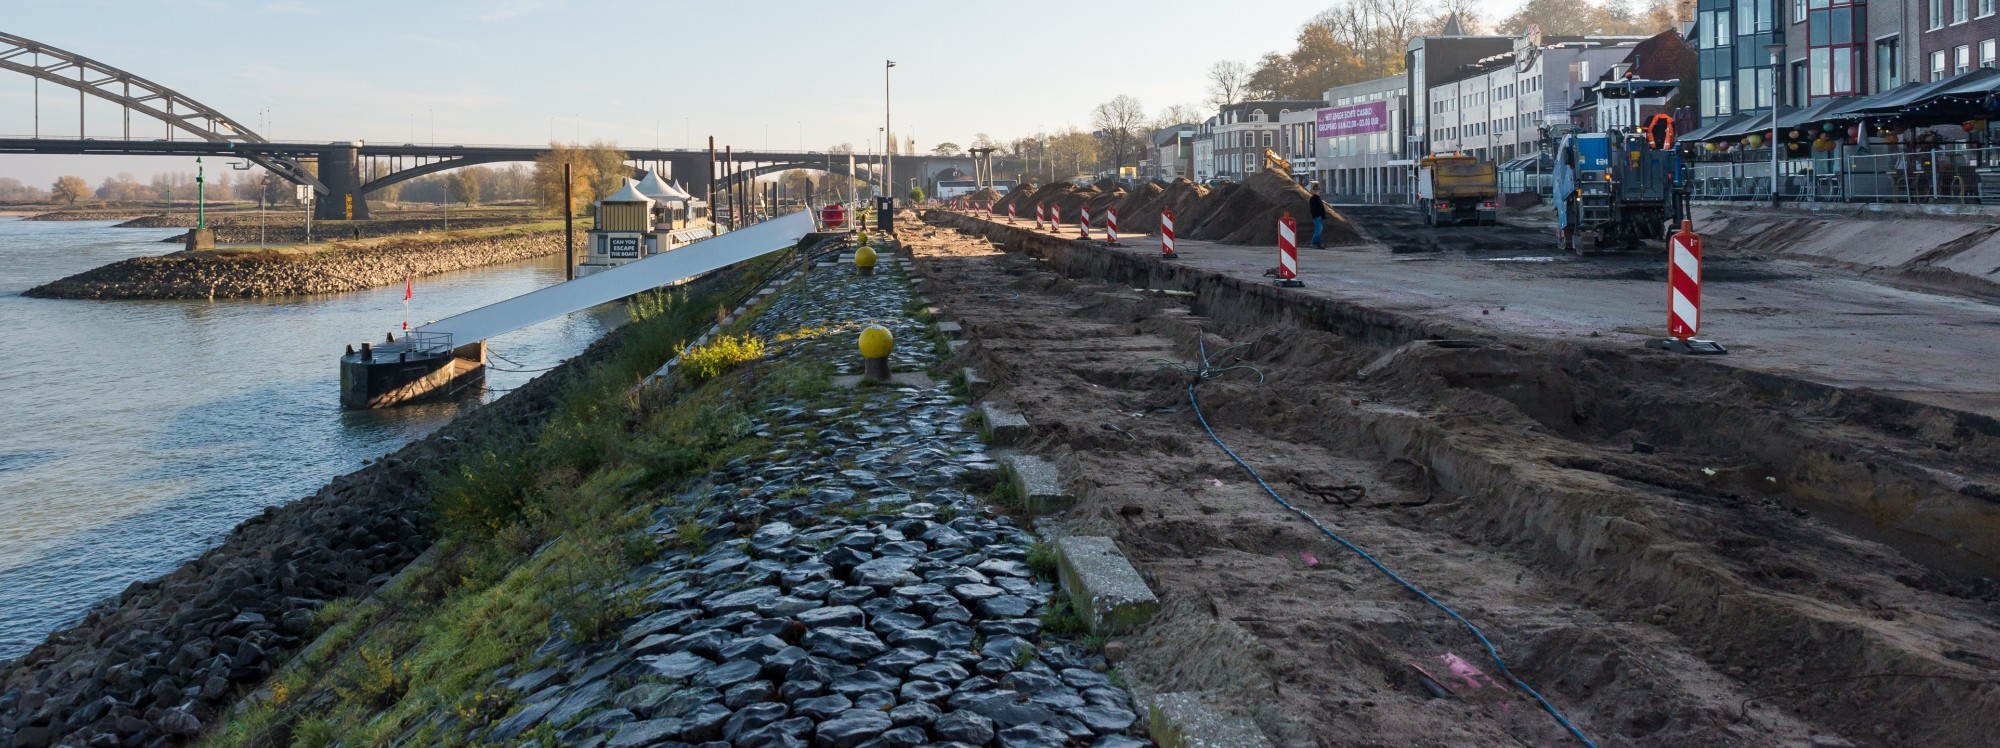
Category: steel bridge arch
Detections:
[{"x1": 0, "y1": 31, "x2": 325, "y2": 192}]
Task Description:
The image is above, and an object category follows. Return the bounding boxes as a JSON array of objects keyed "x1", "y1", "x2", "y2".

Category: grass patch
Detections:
[
  {"x1": 1040, "y1": 598, "x2": 1088, "y2": 636},
  {"x1": 1026, "y1": 540, "x2": 1059, "y2": 581}
]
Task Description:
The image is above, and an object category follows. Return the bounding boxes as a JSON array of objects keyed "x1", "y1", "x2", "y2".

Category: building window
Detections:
[
  {"x1": 1933, "y1": 50, "x2": 1949, "y2": 79},
  {"x1": 1876, "y1": 37, "x2": 1901, "y2": 91},
  {"x1": 1985, "y1": 0, "x2": 1998, "y2": 17},
  {"x1": 1957, "y1": 0, "x2": 1971, "y2": 23},
  {"x1": 1985, "y1": 39, "x2": 1998, "y2": 67},
  {"x1": 1795, "y1": 0, "x2": 1807, "y2": 22},
  {"x1": 1262, "y1": 131, "x2": 1273, "y2": 148},
  {"x1": 1958, "y1": 44, "x2": 1973, "y2": 74},
  {"x1": 1931, "y1": 0, "x2": 1945, "y2": 28},
  {"x1": 1807, "y1": 4, "x2": 1864, "y2": 98}
]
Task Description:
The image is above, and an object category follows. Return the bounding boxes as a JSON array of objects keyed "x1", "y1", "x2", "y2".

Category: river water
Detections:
[{"x1": 0, "y1": 217, "x2": 625, "y2": 661}]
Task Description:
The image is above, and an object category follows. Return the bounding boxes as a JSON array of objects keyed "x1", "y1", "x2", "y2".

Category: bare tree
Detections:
[
  {"x1": 1154, "y1": 103, "x2": 1206, "y2": 130},
  {"x1": 1092, "y1": 95, "x2": 1148, "y2": 173},
  {"x1": 1207, "y1": 61, "x2": 1252, "y2": 110}
]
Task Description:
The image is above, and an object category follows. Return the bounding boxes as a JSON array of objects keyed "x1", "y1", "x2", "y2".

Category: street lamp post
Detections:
[
  {"x1": 885, "y1": 60, "x2": 896, "y2": 205},
  {"x1": 1766, "y1": 42, "x2": 1785, "y2": 208}
]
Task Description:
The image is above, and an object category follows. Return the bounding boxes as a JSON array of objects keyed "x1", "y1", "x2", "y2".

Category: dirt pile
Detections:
[
  {"x1": 966, "y1": 187, "x2": 1001, "y2": 203},
  {"x1": 996, "y1": 173, "x2": 1356, "y2": 246},
  {"x1": 902, "y1": 216, "x2": 2000, "y2": 747},
  {"x1": 1189, "y1": 169, "x2": 1363, "y2": 246}
]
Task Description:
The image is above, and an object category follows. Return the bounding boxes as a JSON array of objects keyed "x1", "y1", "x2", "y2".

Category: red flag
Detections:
[{"x1": 404, "y1": 277, "x2": 413, "y2": 301}]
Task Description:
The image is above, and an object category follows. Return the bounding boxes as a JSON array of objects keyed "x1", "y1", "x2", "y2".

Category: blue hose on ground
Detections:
[{"x1": 1179, "y1": 335, "x2": 1598, "y2": 748}]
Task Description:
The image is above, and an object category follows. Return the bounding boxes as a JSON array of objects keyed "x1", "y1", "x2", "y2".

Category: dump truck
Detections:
[
  {"x1": 1552, "y1": 129, "x2": 1687, "y2": 255},
  {"x1": 1416, "y1": 154, "x2": 1498, "y2": 227}
]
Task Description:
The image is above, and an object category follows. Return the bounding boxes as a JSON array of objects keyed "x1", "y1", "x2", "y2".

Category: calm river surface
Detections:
[{"x1": 0, "y1": 217, "x2": 624, "y2": 660}]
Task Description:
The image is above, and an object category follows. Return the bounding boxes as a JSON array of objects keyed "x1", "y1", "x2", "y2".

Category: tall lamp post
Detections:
[
  {"x1": 885, "y1": 60, "x2": 896, "y2": 205},
  {"x1": 1765, "y1": 42, "x2": 1786, "y2": 208}
]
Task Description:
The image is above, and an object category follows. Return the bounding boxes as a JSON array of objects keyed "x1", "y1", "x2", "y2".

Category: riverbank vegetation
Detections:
[{"x1": 197, "y1": 254, "x2": 810, "y2": 746}]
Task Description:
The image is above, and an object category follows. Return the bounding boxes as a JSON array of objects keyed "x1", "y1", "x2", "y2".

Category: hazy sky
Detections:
[{"x1": 1, "y1": 0, "x2": 1526, "y2": 185}]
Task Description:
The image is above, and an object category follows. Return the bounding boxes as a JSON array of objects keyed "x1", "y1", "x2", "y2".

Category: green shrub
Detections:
[
  {"x1": 678, "y1": 335, "x2": 767, "y2": 383},
  {"x1": 1026, "y1": 541, "x2": 1059, "y2": 580},
  {"x1": 429, "y1": 441, "x2": 537, "y2": 541}
]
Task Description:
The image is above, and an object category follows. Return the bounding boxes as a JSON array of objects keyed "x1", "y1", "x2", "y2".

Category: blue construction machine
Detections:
[{"x1": 1552, "y1": 125, "x2": 1689, "y2": 255}]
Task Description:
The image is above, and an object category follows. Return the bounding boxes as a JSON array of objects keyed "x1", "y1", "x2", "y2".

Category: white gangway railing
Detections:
[{"x1": 411, "y1": 211, "x2": 813, "y2": 345}]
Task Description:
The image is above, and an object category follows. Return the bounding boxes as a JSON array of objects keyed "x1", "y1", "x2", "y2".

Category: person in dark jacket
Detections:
[{"x1": 1307, "y1": 183, "x2": 1327, "y2": 249}]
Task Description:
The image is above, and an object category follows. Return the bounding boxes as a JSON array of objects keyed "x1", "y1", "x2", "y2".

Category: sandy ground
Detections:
[{"x1": 901, "y1": 214, "x2": 2000, "y2": 747}]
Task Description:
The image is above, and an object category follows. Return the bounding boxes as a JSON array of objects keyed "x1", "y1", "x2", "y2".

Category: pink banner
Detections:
[{"x1": 1318, "y1": 102, "x2": 1387, "y2": 138}]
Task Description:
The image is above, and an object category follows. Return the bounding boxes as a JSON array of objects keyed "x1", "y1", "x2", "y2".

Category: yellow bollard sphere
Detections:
[
  {"x1": 858, "y1": 325, "x2": 894, "y2": 359},
  {"x1": 854, "y1": 244, "x2": 878, "y2": 269}
]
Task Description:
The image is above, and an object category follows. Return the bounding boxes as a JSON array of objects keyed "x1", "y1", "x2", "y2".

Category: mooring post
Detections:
[{"x1": 564, "y1": 162, "x2": 574, "y2": 281}]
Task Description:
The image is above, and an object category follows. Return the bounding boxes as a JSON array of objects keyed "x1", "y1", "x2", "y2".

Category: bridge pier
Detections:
[{"x1": 318, "y1": 144, "x2": 370, "y2": 221}]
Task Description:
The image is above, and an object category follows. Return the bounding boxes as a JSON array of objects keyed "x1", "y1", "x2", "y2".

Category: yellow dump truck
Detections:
[{"x1": 1416, "y1": 154, "x2": 1498, "y2": 227}]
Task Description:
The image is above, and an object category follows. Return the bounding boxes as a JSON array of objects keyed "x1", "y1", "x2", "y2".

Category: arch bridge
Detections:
[{"x1": 1, "y1": 31, "x2": 977, "y2": 219}]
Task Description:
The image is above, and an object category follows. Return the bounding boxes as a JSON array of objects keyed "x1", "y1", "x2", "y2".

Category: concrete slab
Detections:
[
  {"x1": 979, "y1": 402, "x2": 1030, "y2": 446},
  {"x1": 1000, "y1": 453, "x2": 1069, "y2": 514},
  {"x1": 1053, "y1": 535, "x2": 1158, "y2": 635},
  {"x1": 935, "y1": 320, "x2": 964, "y2": 338},
  {"x1": 1146, "y1": 692, "x2": 1272, "y2": 748},
  {"x1": 947, "y1": 339, "x2": 968, "y2": 353},
  {"x1": 961, "y1": 366, "x2": 993, "y2": 399}
]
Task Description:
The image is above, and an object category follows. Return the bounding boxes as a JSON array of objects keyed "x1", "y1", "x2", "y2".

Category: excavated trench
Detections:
[{"x1": 914, "y1": 211, "x2": 2000, "y2": 747}]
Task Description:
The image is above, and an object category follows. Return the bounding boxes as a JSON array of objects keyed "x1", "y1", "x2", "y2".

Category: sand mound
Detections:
[
  {"x1": 967, "y1": 188, "x2": 1001, "y2": 203},
  {"x1": 1188, "y1": 170, "x2": 1362, "y2": 247}
]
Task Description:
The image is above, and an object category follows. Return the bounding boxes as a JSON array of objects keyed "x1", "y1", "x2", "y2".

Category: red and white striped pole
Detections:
[
  {"x1": 1048, "y1": 204, "x2": 1060, "y2": 231},
  {"x1": 1161, "y1": 208, "x2": 1177, "y2": 259},
  {"x1": 1035, "y1": 203, "x2": 1047, "y2": 229},
  {"x1": 1668, "y1": 220, "x2": 1701, "y2": 339},
  {"x1": 1274, "y1": 212, "x2": 1302, "y2": 287},
  {"x1": 1078, "y1": 206, "x2": 1091, "y2": 239},
  {"x1": 1007, "y1": 203, "x2": 1016, "y2": 224},
  {"x1": 1106, "y1": 207, "x2": 1120, "y2": 246}
]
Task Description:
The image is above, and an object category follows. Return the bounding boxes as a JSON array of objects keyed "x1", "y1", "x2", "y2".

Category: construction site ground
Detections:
[
  {"x1": 901, "y1": 208, "x2": 2000, "y2": 747},
  {"x1": 1025, "y1": 205, "x2": 2000, "y2": 419}
]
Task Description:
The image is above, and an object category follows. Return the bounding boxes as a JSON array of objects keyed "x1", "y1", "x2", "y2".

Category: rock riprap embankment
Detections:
[
  {"x1": 23, "y1": 229, "x2": 569, "y2": 300},
  {"x1": 466, "y1": 258, "x2": 1149, "y2": 747}
]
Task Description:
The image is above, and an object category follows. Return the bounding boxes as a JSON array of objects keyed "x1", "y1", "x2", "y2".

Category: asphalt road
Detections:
[{"x1": 1027, "y1": 205, "x2": 2000, "y2": 418}]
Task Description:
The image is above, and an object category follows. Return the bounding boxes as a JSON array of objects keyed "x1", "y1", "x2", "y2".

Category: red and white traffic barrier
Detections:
[
  {"x1": 1007, "y1": 203, "x2": 1016, "y2": 224},
  {"x1": 1078, "y1": 206, "x2": 1091, "y2": 240},
  {"x1": 1645, "y1": 220, "x2": 1727, "y2": 354},
  {"x1": 1274, "y1": 212, "x2": 1302, "y2": 286},
  {"x1": 1161, "y1": 208, "x2": 1178, "y2": 258},
  {"x1": 1047, "y1": 204, "x2": 1060, "y2": 231},
  {"x1": 1669, "y1": 220, "x2": 1701, "y2": 338},
  {"x1": 1106, "y1": 207, "x2": 1120, "y2": 246},
  {"x1": 1035, "y1": 203, "x2": 1047, "y2": 229}
]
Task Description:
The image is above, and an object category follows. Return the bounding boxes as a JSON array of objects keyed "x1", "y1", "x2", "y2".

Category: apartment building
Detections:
[
  {"x1": 1278, "y1": 108, "x2": 1318, "y2": 182},
  {"x1": 1145, "y1": 124, "x2": 1197, "y2": 181},
  {"x1": 1209, "y1": 100, "x2": 1328, "y2": 180},
  {"x1": 1313, "y1": 75, "x2": 1410, "y2": 201},
  {"x1": 1427, "y1": 33, "x2": 1653, "y2": 161}
]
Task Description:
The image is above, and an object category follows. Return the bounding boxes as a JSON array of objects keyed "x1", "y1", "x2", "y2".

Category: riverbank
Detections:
[
  {"x1": 0, "y1": 255, "x2": 774, "y2": 746},
  {"x1": 23, "y1": 222, "x2": 573, "y2": 299},
  {"x1": 197, "y1": 241, "x2": 1150, "y2": 748}
]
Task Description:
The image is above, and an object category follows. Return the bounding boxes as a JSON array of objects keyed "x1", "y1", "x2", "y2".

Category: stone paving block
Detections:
[
  {"x1": 1146, "y1": 692, "x2": 1272, "y2": 748},
  {"x1": 961, "y1": 366, "x2": 993, "y2": 399},
  {"x1": 935, "y1": 320, "x2": 964, "y2": 339},
  {"x1": 979, "y1": 402, "x2": 1030, "y2": 447},
  {"x1": 1000, "y1": 453, "x2": 1069, "y2": 514},
  {"x1": 1053, "y1": 536, "x2": 1158, "y2": 635}
]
